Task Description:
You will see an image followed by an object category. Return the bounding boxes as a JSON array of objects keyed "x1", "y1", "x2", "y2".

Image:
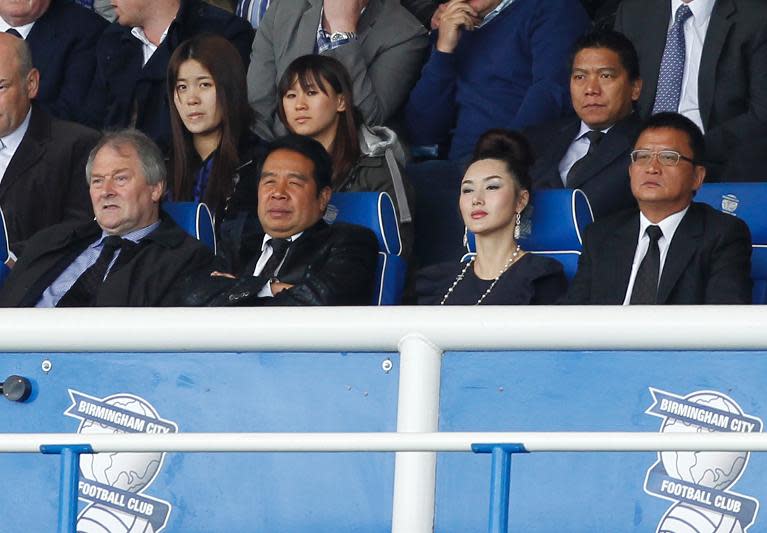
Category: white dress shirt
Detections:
[
  {"x1": 623, "y1": 207, "x2": 689, "y2": 304},
  {"x1": 253, "y1": 232, "x2": 303, "y2": 297},
  {"x1": 668, "y1": 0, "x2": 715, "y2": 132},
  {"x1": 0, "y1": 18, "x2": 35, "y2": 38},
  {"x1": 131, "y1": 25, "x2": 171, "y2": 66},
  {"x1": 558, "y1": 121, "x2": 613, "y2": 185},
  {"x1": 0, "y1": 108, "x2": 32, "y2": 184}
]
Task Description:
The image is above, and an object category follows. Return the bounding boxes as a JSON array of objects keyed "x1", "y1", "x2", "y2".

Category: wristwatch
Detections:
[{"x1": 329, "y1": 31, "x2": 357, "y2": 43}]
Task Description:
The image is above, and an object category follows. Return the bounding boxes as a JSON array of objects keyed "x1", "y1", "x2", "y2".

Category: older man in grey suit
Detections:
[{"x1": 247, "y1": 0, "x2": 428, "y2": 140}]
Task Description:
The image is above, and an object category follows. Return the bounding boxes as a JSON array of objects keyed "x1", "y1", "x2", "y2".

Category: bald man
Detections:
[{"x1": 0, "y1": 34, "x2": 99, "y2": 257}]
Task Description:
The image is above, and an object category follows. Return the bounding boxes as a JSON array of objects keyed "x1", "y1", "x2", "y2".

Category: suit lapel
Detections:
[
  {"x1": 294, "y1": 0, "x2": 323, "y2": 57},
  {"x1": 604, "y1": 214, "x2": 639, "y2": 304},
  {"x1": 568, "y1": 116, "x2": 638, "y2": 189},
  {"x1": 699, "y1": 0, "x2": 735, "y2": 128},
  {"x1": 0, "y1": 107, "x2": 48, "y2": 201},
  {"x1": 278, "y1": 222, "x2": 326, "y2": 280},
  {"x1": 540, "y1": 120, "x2": 580, "y2": 189},
  {"x1": 638, "y1": 0, "x2": 672, "y2": 114},
  {"x1": 656, "y1": 206, "x2": 703, "y2": 303}
]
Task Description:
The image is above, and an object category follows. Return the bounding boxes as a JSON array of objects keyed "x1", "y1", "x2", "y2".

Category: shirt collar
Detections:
[
  {"x1": 0, "y1": 18, "x2": 35, "y2": 38},
  {"x1": 477, "y1": 0, "x2": 517, "y2": 29},
  {"x1": 260, "y1": 232, "x2": 303, "y2": 252},
  {"x1": 638, "y1": 205, "x2": 690, "y2": 243},
  {"x1": 130, "y1": 24, "x2": 171, "y2": 48},
  {"x1": 0, "y1": 108, "x2": 31, "y2": 155},
  {"x1": 577, "y1": 120, "x2": 613, "y2": 139},
  {"x1": 670, "y1": 0, "x2": 715, "y2": 26},
  {"x1": 98, "y1": 220, "x2": 162, "y2": 245}
]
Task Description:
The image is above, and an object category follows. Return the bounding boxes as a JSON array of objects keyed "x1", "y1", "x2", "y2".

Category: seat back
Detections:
[
  {"x1": 694, "y1": 183, "x2": 767, "y2": 304},
  {"x1": 325, "y1": 192, "x2": 406, "y2": 305},
  {"x1": 465, "y1": 189, "x2": 594, "y2": 279},
  {"x1": 162, "y1": 201, "x2": 216, "y2": 253}
]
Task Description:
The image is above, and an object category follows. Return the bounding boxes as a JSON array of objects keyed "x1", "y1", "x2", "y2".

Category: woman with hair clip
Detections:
[
  {"x1": 276, "y1": 54, "x2": 414, "y2": 257},
  {"x1": 167, "y1": 33, "x2": 263, "y2": 228},
  {"x1": 416, "y1": 129, "x2": 567, "y2": 305}
]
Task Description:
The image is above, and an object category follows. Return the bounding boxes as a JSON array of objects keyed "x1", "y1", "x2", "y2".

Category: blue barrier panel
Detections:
[
  {"x1": 436, "y1": 350, "x2": 767, "y2": 532},
  {"x1": 0, "y1": 352, "x2": 399, "y2": 533}
]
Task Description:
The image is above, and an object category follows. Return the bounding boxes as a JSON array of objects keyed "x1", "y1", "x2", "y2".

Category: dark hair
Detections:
[
  {"x1": 167, "y1": 34, "x2": 254, "y2": 214},
  {"x1": 262, "y1": 134, "x2": 333, "y2": 193},
  {"x1": 570, "y1": 29, "x2": 640, "y2": 82},
  {"x1": 276, "y1": 55, "x2": 361, "y2": 187},
  {"x1": 639, "y1": 112, "x2": 706, "y2": 163},
  {"x1": 471, "y1": 129, "x2": 534, "y2": 195}
]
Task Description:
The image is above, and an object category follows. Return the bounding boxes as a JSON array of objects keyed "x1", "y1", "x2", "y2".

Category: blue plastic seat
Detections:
[
  {"x1": 694, "y1": 183, "x2": 767, "y2": 304},
  {"x1": 326, "y1": 192, "x2": 406, "y2": 305},
  {"x1": 464, "y1": 189, "x2": 594, "y2": 279},
  {"x1": 162, "y1": 201, "x2": 216, "y2": 253}
]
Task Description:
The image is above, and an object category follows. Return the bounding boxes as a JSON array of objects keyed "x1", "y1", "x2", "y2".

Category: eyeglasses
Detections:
[{"x1": 630, "y1": 150, "x2": 695, "y2": 167}]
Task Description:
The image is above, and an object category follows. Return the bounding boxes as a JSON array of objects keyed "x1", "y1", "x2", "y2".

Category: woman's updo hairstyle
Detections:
[{"x1": 471, "y1": 129, "x2": 534, "y2": 195}]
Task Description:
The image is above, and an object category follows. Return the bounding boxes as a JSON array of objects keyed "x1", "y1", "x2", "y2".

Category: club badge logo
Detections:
[
  {"x1": 65, "y1": 390, "x2": 178, "y2": 533},
  {"x1": 644, "y1": 388, "x2": 762, "y2": 532}
]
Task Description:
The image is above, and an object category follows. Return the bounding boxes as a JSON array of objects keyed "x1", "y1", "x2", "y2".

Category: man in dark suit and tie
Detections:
[
  {"x1": 189, "y1": 134, "x2": 379, "y2": 306},
  {"x1": 563, "y1": 112, "x2": 752, "y2": 305},
  {"x1": 0, "y1": 129, "x2": 217, "y2": 307},
  {"x1": 0, "y1": 33, "x2": 99, "y2": 257},
  {"x1": 0, "y1": 0, "x2": 108, "y2": 124},
  {"x1": 527, "y1": 29, "x2": 643, "y2": 219},
  {"x1": 615, "y1": 0, "x2": 767, "y2": 173}
]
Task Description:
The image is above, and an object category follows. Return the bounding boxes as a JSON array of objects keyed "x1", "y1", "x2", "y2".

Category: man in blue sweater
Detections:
[
  {"x1": 405, "y1": 0, "x2": 590, "y2": 161},
  {"x1": 406, "y1": 0, "x2": 589, "y2": 267}
]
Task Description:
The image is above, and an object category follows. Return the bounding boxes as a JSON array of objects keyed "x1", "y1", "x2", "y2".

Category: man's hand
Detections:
[
  {"x1": 323, "y1": 0, "x2": 366, "y2": 33},
  {"x1": 435, "y1": 0, "x2": 479, "y2": 54},
  {"x1": 271, "y1": 281, "x2": 294, "y2": 295},
  {"x1": 430, "y1": 3, "x2": 447, "y2": 30}
]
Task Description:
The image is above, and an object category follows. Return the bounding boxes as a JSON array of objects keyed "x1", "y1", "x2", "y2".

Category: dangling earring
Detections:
[
  {"x1": 513, "y1": 212, "x2": 521, "y2": 240},
  {"x1": 463, "y1": 226, "x2": 469, "y2": 248}
]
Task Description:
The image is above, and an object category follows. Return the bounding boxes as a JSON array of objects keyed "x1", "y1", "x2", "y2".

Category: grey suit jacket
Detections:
[
  {"x1": 615, "y1": 0, "x2": 767, "y2": 164},
  {"x1": 247, "y1": 0, "x2": 429, "y2": 139}
]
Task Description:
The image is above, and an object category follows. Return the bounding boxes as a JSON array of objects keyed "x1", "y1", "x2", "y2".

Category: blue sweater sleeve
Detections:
[
  {"x1": 510, "y1": 0, "x2": 590, "y2": 129},
  {"x1": 404, "y1": 46, "x2": 459, "y2": 147}
]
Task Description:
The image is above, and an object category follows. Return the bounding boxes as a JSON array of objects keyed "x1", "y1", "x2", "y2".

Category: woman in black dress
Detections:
[{"x1": 417, "y1": 130, "x2": 568, "y2": 305}]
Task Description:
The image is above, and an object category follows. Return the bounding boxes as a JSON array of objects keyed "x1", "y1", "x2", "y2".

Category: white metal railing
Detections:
[{"x1": 3, "y1": 432, "x2": 767, "y2": 453}]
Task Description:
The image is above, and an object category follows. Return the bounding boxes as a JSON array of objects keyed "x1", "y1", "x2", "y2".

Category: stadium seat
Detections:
[
  {"x1": 694, "y1": 183, "x2": 767, "y2": 304},
  {"x1": 162, "y1": 201, "x2": 216, "y2": 253},
  {"x1": 0, "y1": 206, "x2": 9, "y2": 286},
  {"x1": 464, "y1": 188, "x2": 594, "y2": 280},
  {"x1": 326, "y1": 192, "x2": 406, "y2": 305}
]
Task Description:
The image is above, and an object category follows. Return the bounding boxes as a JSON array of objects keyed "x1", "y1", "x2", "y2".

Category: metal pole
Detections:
[
  {"x1": 41, "y1": 444, "x2": 93, "y2": 533},
  {"x1": 473, "y1": 444, "x2": 528, "y2": 533},
  {"x1": 392, "y1": 334, "x2": 443, "y2": 533}
]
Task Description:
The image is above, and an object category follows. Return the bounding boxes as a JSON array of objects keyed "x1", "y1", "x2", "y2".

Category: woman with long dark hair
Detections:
[
  {"x1": 167, "y1": 33, "x2": 262, "y2": 222},
  {"x1": 276, "y1": 54, "x2": 414, "y2": 256}
]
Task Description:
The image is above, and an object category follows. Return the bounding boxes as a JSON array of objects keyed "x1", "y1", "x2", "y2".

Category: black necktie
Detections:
[
  {"x1": 630, "y1": 225, "x2": 664, "y2": 305},
  {"x1": 5, "y1": 28, "x2": 22, "y2": 38},
  {"x1": 57, "y1": 236, "x2": 125, "y2": 307},
  {"x1": 254, "y1": 238, "x2": 291, "y2": 287},
  {"x1": 566, "y1": 130, "x2": 605, "y2": 186}
]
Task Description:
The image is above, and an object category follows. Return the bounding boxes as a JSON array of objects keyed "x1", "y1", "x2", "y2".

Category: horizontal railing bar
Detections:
[
  {"x1": 0, "y1": 307, "x2": 766, "y2": 352},
  {"x1": 2, "y1": 432, "x2": 767, "y2": 453}
]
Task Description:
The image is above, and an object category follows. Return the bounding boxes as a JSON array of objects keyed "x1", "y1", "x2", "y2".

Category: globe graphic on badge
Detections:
[
  {"x1": 658, "y1": 502, "x2": 743, "y2": 533},
  {"x1": 78, "y1": 395, "x2": 164, "y2": 493},
  {"x1": 660, "y1": 392, "x2": 748, "y2": 491}
]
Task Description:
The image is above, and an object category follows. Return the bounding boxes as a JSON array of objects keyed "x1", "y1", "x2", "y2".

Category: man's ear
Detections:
[
  {"x1": 692, "y1": 163, "x2": 706, "y2": 191},
  {"x1": 319, "y1": 186, "x2": 332, "y2": 212},
  {"x1": 151, "y1": 181, "x2": 165, "y2": 203},
  {"x1": 26, "y1": 68, "x2": 40, "y2": 100},
  {"x1": 631, "y1": 78, "x2": 643, "y2": 102}
]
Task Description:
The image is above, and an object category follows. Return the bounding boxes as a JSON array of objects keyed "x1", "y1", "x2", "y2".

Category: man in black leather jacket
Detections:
[{"x1": 194, "y1": 134, "x2": 379, "y2": 306}]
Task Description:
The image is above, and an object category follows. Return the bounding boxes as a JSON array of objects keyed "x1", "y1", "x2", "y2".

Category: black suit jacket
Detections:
[
  {"x1": 0, "y1": 106, "x2": 99, "y2": 254},
  {"x1": 0, "y1": 216, "x2": 217, "y2": 307},
  {"x1": 615, "y1": 0, "x2": 767, "y2": 164},
  {"x1": 26, "y1": 0, "x2": 108, "y2": 124},
  {"x1": 193, "y1": 219, "x2": 379, "y2": 306},
  {"x1": 88, "y1": 0, "x2": 254, "y2": 153},
  {"x1": 563, "y1": 202, "x2": 752, "y2": 304},
  {"x1": 526, "y1": 113, "x2": 641, "y2": 219}
]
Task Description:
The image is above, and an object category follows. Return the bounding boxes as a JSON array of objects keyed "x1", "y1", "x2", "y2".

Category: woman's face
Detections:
[
  {"x1": 282, "y1": 75, "x2": 345, "y2": 147},
  {"x1": 459, "y1": 158, "x2": 529, "y2": 237},
  {"x1": 173, "y1": 59, "x2": 222, "y2": 137}
]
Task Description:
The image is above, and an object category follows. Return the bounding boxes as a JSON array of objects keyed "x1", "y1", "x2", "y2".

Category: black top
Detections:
[{"x1": 416, "y1": 253, "x2": 568, "y2": 305}]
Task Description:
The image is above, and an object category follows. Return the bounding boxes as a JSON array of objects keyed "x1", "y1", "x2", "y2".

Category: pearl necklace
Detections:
[{"x1": 440, "y1": 245, "x2": 523, "y2": 305}]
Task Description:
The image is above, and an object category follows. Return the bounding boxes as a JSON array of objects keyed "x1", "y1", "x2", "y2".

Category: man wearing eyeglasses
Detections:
[{"x1": 564, "y1": 112, "x2": 752, "y2": 305}]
